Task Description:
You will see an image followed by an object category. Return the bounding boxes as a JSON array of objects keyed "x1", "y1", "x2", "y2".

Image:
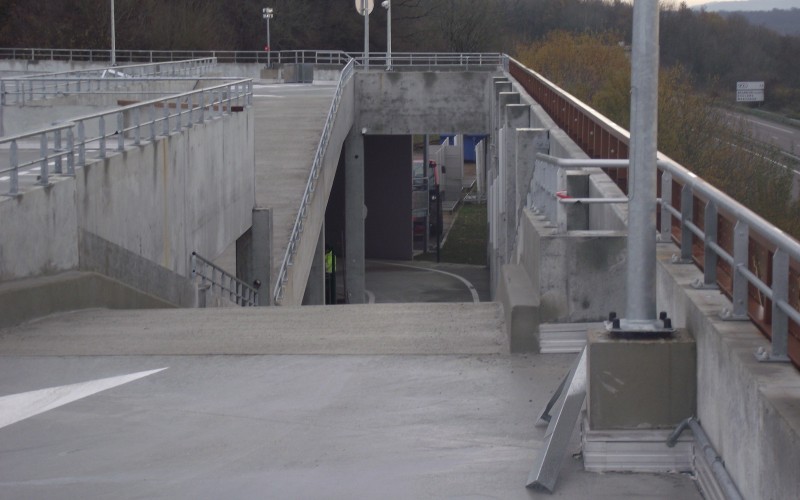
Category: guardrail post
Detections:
[
  {"x1": 1, "y1": 80, "x2": 5, "y2": 105},
  {"x1": 679, "y1": 184, "x2": 693, "y2": 262},
  {"x1": 38, "y1": 132, "x2": 49, "y2": 186},
  {"x1": 117, "y1": 112, "x2": 124, "y2": 151},
  {"x1": 175, "y1": 98, "x2": 182, "y2": 132},
  {"x1": 660, "y1": 171, "x2": 672, "y2": 242},
  {"x1": 702, "y1": 201, "x2": 718, "y2": 288},
  {"x1": 728, "y1": 221, "x2": 750, "y2": 320},
  {"x1": 134, "y1": 107, "x2": 141, "y2": 145},
  {"x1": 99, "y1": 115, "x2": 106, "y2": 158},
  {"x1": 66, "y1": 127, "x2": 75, "y2": 176},
  {"x1": 161, "y1": 100, "x2": 170, "y2": 136},
  {"x1": 9, "y1": 140, "x2": 19, "y2": 195},
  {"x1": 53, "y1": 128, "x2": 63, "y2": 174},
  {"x1": 763, "y1": 249, "x2": 791, "y2": 362},
  {"x1": 77, "y1": 121, "x2": 86, "y2": 166},
  {"x1": 149, "y1": 104, "x2": 156, "y2": 142}
]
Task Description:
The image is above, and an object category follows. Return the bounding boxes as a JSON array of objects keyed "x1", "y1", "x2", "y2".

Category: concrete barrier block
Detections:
[
  {"x1": 587, "y1": 328, "x2": 697, "y2": 430},
  {"x1": 496, "y1": 263, "x2": 540, "y2": 352}
]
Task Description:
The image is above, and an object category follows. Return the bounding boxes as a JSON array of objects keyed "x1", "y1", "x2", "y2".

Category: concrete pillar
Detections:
[
  {"x1": 345, "y1": 127, "x2": 365, "y2": 304},
  {"x1": 235, "y1": 207, "x2": 272, "y2": 306},
  {"x1": 503, "y1": 103, "x2": 530, "y2": 258},
  {"x1": 302, "y1": 223, "x2": 326, "y2": 305},
  {"x1": 515, "y1": 128, "x2": 549, "y2": 239}
]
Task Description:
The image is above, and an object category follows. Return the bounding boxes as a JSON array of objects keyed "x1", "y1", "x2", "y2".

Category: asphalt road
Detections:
[{"x1": 721, "y1": 109, "x2": 800, "y2": 158}]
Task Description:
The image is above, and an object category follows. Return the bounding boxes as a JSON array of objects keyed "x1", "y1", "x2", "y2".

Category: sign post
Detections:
[{"x1": 356, "y1": 0, "x2": 374, "y2": 69}]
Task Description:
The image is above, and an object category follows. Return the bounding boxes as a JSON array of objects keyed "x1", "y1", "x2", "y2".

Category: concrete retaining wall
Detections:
[{"x1": 0, "y1": 104, "x2": 254, "y2": 307}]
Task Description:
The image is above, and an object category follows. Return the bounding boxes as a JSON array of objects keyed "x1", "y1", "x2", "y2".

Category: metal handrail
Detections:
[
  {"x1": 273, "y1": 58, "x2": 356, "y2": 305},
  {"x1": 529, "y1": 155, "x2": 630, "y2": 232},
  {"x1": 508, "y1": 56, "x2": 800, "y2": 366},
  {"x1": 1, "y1": 58, "x2": 218, "y2": 105},
  {"x1": 191, "y1": 252, "x2": 259, "y2": 307},
  {"x1": 0, "y1": 48, "x2": 505, "y2": 68},
  {"x1": 1, "y1": 78, "x2": 253, "y2": 197}
]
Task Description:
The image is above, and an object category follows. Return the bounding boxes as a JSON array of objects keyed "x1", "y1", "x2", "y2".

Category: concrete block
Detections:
[
  {"x1": 496, "y1": 264, "x2": 540, "y2": 352},
  {"x1": 587, "y1": 328, "x2": 697, "y2": 430}
]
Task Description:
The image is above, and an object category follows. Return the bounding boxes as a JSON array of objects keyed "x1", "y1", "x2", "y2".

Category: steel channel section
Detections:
[
  {"x1": 703, "y1": 201, "x2": 719, "y2": 288},
  {"x1": 680, "y1": 184, "x2": 694, "y2": 262}
]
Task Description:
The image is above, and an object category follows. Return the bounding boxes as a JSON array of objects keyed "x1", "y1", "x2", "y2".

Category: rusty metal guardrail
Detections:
[{"x1": 508, "y1": 56, "x2": 800, "y2": 367}]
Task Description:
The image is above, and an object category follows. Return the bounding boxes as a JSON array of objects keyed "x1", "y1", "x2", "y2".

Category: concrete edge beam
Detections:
[{"x1": 496, "y1": 263, "x2": 540, "y2": 352}]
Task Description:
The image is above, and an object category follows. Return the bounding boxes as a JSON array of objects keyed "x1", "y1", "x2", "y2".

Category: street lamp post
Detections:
[
  {"x1": 262, "y1": 7, "x2": 274, "y2": 66},
  {"x1": 382, "y1": 0, "x2": 391, "y2": 70},
  {"x1": 110, "y1": 0, "x2": 116, "y2": 66}
]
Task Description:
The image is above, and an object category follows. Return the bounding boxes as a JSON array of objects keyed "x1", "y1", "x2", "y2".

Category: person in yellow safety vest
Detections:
[{"x1": 325, "y1": 246, "x2": 336, "y2": 304}]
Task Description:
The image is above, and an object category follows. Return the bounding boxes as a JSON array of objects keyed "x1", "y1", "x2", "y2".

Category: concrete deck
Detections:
[{"x1": 0, "y1": 295, "x2": 702, "y2": 499}]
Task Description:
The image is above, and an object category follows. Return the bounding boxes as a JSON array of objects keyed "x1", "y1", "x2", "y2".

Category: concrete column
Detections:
[
  {"x1": 302, "y1": 224, "x2": 326, "y2": 305},
  {"x1": 235, "y1": 207, "x2": 272, "y2": 306},
  {"x1": 515, "y1": 128, "x2": 549, "y2": 236},
  {"x1": 345, "y1": 127, "x2": 365, "y2": 304}
]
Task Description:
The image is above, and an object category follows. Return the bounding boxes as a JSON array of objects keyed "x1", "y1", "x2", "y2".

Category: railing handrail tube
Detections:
[
  {"x1": 657, "y1": 158, "x2": 800, "y2": 263},
  {"x1": 10, "y1": 57, "x2": 217, "y2": 80}
]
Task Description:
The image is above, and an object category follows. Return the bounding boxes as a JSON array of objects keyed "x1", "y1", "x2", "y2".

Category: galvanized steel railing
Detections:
[
  {"x1": 1, "y1": 58, "x2": 217, "y2": 105},
  {"x1": 272, "y1": 58, "x2": 355, "y2": 305},
  {"x1": 529, "y1": 155, "x2": 629, "y2": 232},
  {"x1": 0, "y1": 48, "x2": 505, "y2": 69},
  {"x1": 508, "y1": 56, "x2": 800, "y2": 367},
  {"x1": 1, "y1": 78, "x2": 252, "y2": 197},
  {"x1": 191, "y1": 252, "x2": 259, "y2": 307}
]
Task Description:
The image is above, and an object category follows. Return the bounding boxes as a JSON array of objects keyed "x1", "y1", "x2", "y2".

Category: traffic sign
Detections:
[
  {"x1": 355, "y1": 0, "x2": 374, "y2": 15},
  {"x1": 736, "y1": 81, "x2": 765, "y2": 102}
]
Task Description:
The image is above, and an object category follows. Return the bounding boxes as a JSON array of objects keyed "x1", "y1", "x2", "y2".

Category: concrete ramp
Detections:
[
  {"x1": 0, "y1": 302, "x2": 507, "y2": 356},
  {"x1": 252, "y1": 84, "x2": 337, "y2": 297}
]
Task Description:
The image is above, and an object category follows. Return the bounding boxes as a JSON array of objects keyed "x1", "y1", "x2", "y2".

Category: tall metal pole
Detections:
[
  {"x1": 363, "y1": 0, "x2": 370, "y2": 69},
  {"x1": 110, "y1": 0, "x2": 116, "y2": 66},
  {"x1": 625, "y1": 0, "x2": 660, "y2": 326},
  {"x1": 382, "y1": 0, "x2": 391, "y2": 70}
]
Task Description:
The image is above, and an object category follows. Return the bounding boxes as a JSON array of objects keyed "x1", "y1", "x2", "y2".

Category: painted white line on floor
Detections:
[
  {"x1": 0, "y1": 367, "x2": 168, "y2": 430},
  {"x1": 379, "y1": 262, "x2": 480, "y2": 303}
]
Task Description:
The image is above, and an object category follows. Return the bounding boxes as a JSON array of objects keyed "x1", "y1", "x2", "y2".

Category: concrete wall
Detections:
[
  {"x1": 355, "y1": 70, "x2": 497, "y2": 135},
  {"x1": 0, "y1": 104, "x2": 254, "y2": 307},
  {"x1": 365, "y1": 135, "x2": 413, "y2": 260},
  {"x1": 656, "y1": 242, "x2": 800, "y2": 500}
]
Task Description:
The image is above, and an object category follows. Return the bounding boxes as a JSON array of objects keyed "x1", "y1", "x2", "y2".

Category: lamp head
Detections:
[{"x1": 381, "y1": 0, "x2": 389, "y2": 9}]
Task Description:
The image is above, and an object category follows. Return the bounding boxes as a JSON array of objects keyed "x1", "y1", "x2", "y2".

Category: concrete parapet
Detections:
[
  {"x1": 518, "y1": 208, "x2": 627, "y2": 324},
  {"x1": 496, "y1": 263, "x2": 540, "y2": 352},
  {"x1": 0, "y1": 271, "x2": 174, "y2": 329},
  {"x1": 656, "y1": 242, "x2": 800, "y2": 500}
]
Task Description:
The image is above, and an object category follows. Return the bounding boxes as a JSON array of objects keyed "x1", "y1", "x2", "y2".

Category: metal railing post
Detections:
[
  {"x1": 77, "y1": 121, "x2": 86, "y2": 166},
  {"x1": 702, "y1": 201, "x2": 718, "y2": 287},
  {"x1": 134, "y1": 107, "x2": 141, "y2": 146},
  {"x1": 53, "y1": 128, "x2": 63, "y2": 174},
  {"x1": 66, "y1": 127, "x2": 75, "y2": 176},
  {"x1": 38, "y1": 132, "x2": 49, "y2": 186},
  {"x1": 150, "y1": 104, "x2": 156, "y2": 141},
  {"x1": 117, "y1": 111, "x2": 125, "y2": 151},
  {"x1": 660, "y1": 171, "x2": 672, "y2": 242},
  {"x1": 9, "y1": 140, "x2": 19, "y2": 195},
  {"x1": 163, "y1": 100, "x2": 170, "y2": 136},
  {"x1": 679, "y1": 184, "x2": 693, "y2": 262},
  {"x1": 769, "y1": 249, "x2": 790, "y2": 361},
  {"x1": 99, "y1": 115, "x2": 106, "y2": 158},
  {"x1": 730, "y1": 221, "x2": 750, "y2": 319}
]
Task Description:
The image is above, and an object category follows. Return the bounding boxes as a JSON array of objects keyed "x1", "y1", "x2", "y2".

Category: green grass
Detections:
[{"x1": 417, "y1": 203, "x2": 487, "y2": 265}]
